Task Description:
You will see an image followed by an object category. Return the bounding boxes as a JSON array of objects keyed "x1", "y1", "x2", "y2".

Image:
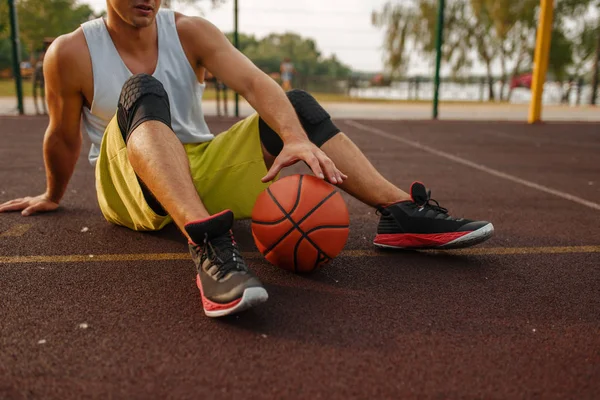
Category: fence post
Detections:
[
  {"x1": 591, "y1": 28, "x2": 600, "y2": 105},
  {"x1": 432, "y1": 0, "x2": 445, "y2": 119},
  {"x1": 233, "y1": 0, "x2": 239, "y2": 117},
  {"x1": 8, "y1": 0, "x2": 24, "y2": 115}
]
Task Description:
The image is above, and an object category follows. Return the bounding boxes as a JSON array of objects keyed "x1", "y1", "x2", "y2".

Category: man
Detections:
[
  {"x1": 280, "y1": 57, "x2": 295, "y2": 91},
  {"x1": 0, "y1": 1, "x2": 494, "y2": 318}
]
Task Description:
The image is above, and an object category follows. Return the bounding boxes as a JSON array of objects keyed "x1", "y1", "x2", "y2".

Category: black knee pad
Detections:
[
  {"x1": 259, "y1": 89, "x2": 341, "y2": 156},
  {"x1": 117, "y1": 74, "x2": 172, "y2": 143},
  {"x1": 116, "y1": 74, "x2": 170, "y2": 216}
]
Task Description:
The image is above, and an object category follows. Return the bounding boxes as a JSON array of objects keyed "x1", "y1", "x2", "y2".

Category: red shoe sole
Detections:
[
  {"x1": 373, "y1": 223, "x2": 494, "y2": 249},
  {"x1": 374, "y1": 232, "x2": 469, "y2": 248},
  {"x1": 196, "y1": 275, "x2": 268, "y2": 318}
]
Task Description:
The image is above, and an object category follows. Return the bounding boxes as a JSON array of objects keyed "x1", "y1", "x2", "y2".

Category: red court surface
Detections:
[{"x1": 1, "y1": 115, "x2": 599, "y2": 399}]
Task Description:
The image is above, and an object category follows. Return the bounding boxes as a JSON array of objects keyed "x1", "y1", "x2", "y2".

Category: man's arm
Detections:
[
  {"x1": 0, "y1": 35, "x2": 84, "y2": 216},
  {"x1": 177, "y1": 16, "x2": 346, "y2": 184},
  {"x1": 43, "y1": 36, "x2": 84, "y2": 204}
]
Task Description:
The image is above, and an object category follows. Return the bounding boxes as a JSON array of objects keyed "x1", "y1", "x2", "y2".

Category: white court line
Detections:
[{"x1": 345, "y1": 120, "x2": 600, "y2": 212}]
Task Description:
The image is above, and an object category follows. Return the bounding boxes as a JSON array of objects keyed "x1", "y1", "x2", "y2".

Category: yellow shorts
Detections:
[{"x1": 95, "y1": 113, "x2": 274, "y2": 231}]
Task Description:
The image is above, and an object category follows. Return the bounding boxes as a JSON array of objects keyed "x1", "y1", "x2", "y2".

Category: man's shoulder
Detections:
[
  {"x1": 45, "y1": 28, "x2": 91, "y2": 90},
  {"x1": 172, "y1": 12, "x2": 227, "y2": 61},
  {"x1": 47, "y1": 28, "x2": 89, "y2": 67},
  {"x1": 173, "y1": 12, "x2": 212, "y2": 35}
]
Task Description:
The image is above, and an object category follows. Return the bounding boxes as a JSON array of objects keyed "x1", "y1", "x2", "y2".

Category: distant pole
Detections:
[
  {"x1": 234, "y1": 0, "x2": 239, "y2": 117},
  {"x1": 590, "y1": 28, "x2": 600, "y2": 105},
  {"x1": 8, "y1": 0, "x2": 24, "y2": 115},
  {"x1": 528, "y1": 0, "x2": 554, "y2": 123},
  {"x1": 432, "y1": 0, "x2": 445, "y2": 120}
]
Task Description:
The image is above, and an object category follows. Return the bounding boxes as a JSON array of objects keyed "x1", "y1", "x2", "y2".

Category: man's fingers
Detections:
[
  {"x1": 305, "y1": 154, "x2": 324, "y2": 180},
  {"x1": 0, "y1": 198, "x2": 24, "y2": 208},
  {"x1": 22, "y1": 202, "x2": 54, "y2": 216},
  {"x1": 316, "y1": 153, "x2": 338, "y2": 184},
  {"x1": 262, "y1": 161, "x2": 282, "y2": 183},
  {"x1": 316, "y1": 151, "x2": 347, "y2": 185},
  {"x1": 22, "y1": 206, "x2": 36, "y2": 216},
  {"x1": 0, "y1": 200, "x2": 28, "y2": 213},
  {"x1": 22, "y1": 203, "x2": 42, "y2": 216},
  {"x1": 336, "y1": 168, "x2": 347, "y2": 183}
]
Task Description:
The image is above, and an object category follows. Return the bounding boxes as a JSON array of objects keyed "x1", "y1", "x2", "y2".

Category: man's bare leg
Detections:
[
  {"x1": 128, "y1": 122, "x2": 267, "y2": 317},
  {"x1": 261, "y1": 132, "x2": 410, "y2": 208},
  {"x1": 127, "y1": 120, "x2": 210, "y2": 239},
  {"x1": 262, "y1": 128, "x2": 493, "y2": 250},
  {"x1": 320, "y1": 133, "x2": 410, "y2": 207},
  {"x1": 118, "y1": 73, "x2": 267, "y2": 318}
]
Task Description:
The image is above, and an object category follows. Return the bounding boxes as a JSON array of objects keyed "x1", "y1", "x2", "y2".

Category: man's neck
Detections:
[{"x1": 105, "y1": 11, "x2": 158, "y2": 56}]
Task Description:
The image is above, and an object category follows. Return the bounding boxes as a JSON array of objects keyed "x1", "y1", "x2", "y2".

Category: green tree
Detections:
[
  {"x1": 591, "y1": 22, "x2": 600, "y2": 104},
  {"x1": 372, "y1": 0, "x2": 473, "y2": 79},
  {"x1": 549, "y1": 26, "x2": 574, "y2": 83},
  {"x1": 224, "y1": 32, "x2": 350, "y2": 79},
  {"x1": 0, "y1": 2, "x2": 11, "y2": 71},
  {"x1": 16, "y1": 0, "x2": 96, "y2": 56},
  {"x1": 0, "y1": 38, "x2": 13, "y2": 72},
  {"x1": 474, "y1": 0, "x2": 539, "y2": 100},
  {"x1": 371, "y1": 2, "x2": 418, "y2": 77},
  {"x1": 224, "y1": 32, "x2": 259, "y2": 53},
  {"x1": 467, "y1": 0, "x2": 499, "y2": 99},
  {"x1": 570, "y1": 20, "x2": 598, "y2": 77},
  {"x1": 554, "y1": 0, "x2": 599, "y2": 104},
  {"x1": 0, "y1": 2, "x2": 9, "y2": 40}
]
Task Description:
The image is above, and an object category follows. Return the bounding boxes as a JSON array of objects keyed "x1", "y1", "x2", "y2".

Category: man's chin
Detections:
[{"x1": 131, "y1": 16, "x2": 155, "y2": 28}]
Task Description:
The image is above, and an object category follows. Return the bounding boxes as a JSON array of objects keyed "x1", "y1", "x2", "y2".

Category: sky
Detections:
[{"x1": 82, "y1": 0, "x2": 418, "y2": 74}]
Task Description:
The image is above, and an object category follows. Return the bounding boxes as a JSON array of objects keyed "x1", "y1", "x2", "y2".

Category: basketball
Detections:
[{"x1": 251, "y1": 174, "x2": 350, "y2": 273}]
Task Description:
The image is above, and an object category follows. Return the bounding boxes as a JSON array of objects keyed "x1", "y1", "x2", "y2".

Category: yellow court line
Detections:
[
  {"x1": 0, "y1": 224, "x2": 32, "y2": 238},
  {"x1": 1, "y1": 246, "x2": 599, "y2": 265}
]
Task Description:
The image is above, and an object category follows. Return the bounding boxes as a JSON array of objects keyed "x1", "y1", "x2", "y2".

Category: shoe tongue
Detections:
[
  {"x1": 410, "y1": 182, "x2": 429, "y2": 206},
  {"x1": 185, "y1": 210, "x2": 234, "y2": 244}
]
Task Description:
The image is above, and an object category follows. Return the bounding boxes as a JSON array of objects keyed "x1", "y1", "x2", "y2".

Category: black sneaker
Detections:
[
  {"x1": 374, "y1": 182, "x2": 494, "y2": 249},
  {"x1": 185, "y1": 210, "x2": 268, "y2": 317}
]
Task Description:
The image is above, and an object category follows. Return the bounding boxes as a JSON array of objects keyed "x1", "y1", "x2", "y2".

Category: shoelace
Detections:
[
  {"x1": 423, "y1": 191, "x2": 449, "y2": 215},
  {"x1": 376, "y1": 190, "x2": 449, "y2": 216},
  {"x1": 193, "y1": 232, "x2": 246, "y2": 280}
]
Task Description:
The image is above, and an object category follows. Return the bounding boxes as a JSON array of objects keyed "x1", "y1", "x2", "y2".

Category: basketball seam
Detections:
[
  {"x1": 251, "y1": 219, "x2": 286, "y2": 226},
  {"x1": 262, "y1": 182, "x2": 339, "y2": 264},
  {"x1": 294, "y1": 225, "x2": 349, "y2": 273},
  {"x1": 313, "y1": 249, "x2": 329, "y2": 271},
  {"x1": 252, "y1": 176, "x2": 305, "y2": 226},
  {"x1": 268, "y1": 191, "x2": 337, "y2": 260},
  {"x1": 305, "y1": 225, "x2": 349, "y2": 233},
  {"x1": 260, "y1": 176, "x2": 306, "y2": 258},
  {"x1": 293, "y1": 236, "x2": 302, "y2": 273}
]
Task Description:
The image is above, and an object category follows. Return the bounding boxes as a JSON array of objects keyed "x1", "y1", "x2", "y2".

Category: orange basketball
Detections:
[{"x1": 251, "y1": 174, "x2": 350, "y2": 273}]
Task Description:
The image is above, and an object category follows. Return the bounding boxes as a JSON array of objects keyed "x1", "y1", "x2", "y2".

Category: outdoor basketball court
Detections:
[{"x1": 1, "y1": 115, "x2": 599, "y2": 398}]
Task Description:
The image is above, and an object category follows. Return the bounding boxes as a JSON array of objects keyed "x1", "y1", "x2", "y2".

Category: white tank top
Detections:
[{"x1": 80, "y1": 9, "x2": 214, "y2": 166}]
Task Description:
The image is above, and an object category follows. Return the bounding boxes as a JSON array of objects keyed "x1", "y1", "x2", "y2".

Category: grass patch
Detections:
[{"x1": 0, "y1": 79, "x2": 34, "y2": 97}]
